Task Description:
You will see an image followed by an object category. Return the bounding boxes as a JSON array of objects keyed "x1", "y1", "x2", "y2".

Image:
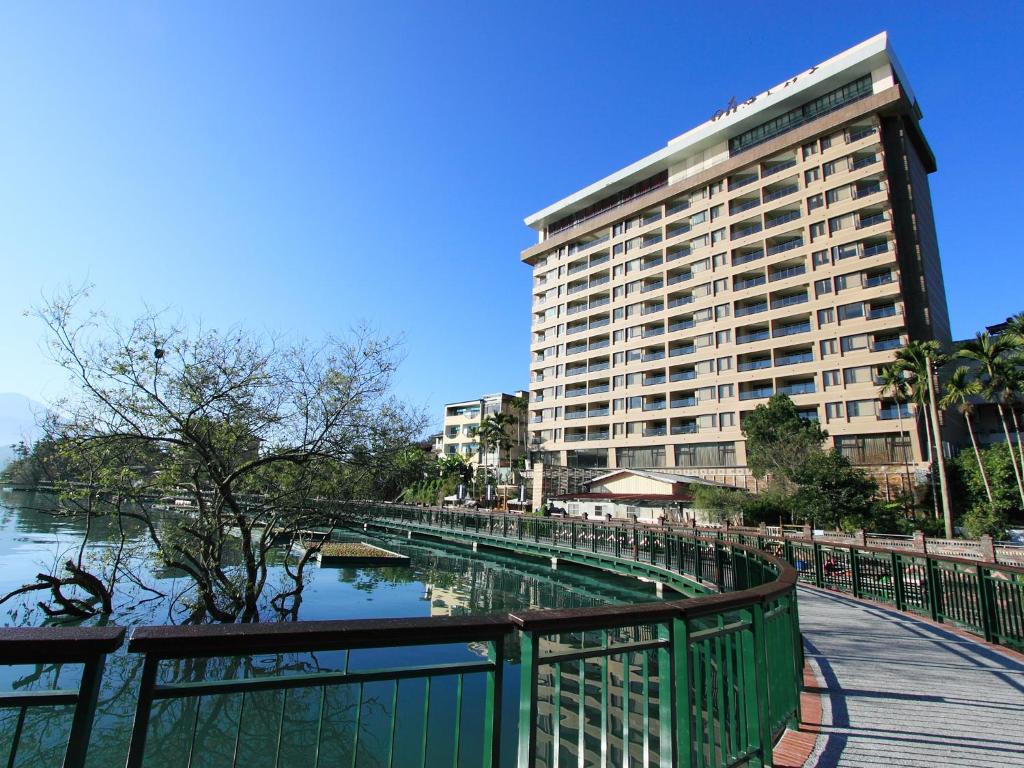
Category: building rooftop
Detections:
[{"x1": 524, "y1": 32, "x2": 917, "y2": 234}]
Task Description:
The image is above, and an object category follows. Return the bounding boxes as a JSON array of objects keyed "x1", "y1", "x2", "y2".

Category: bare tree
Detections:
[{"x1": 15, "y1": 288, "x2": 424, "y2": 622}]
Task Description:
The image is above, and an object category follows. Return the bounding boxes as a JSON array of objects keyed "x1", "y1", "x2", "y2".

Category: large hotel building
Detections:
[{"x1": 522, "y1": 33, "x2": 951, "y2": 484}]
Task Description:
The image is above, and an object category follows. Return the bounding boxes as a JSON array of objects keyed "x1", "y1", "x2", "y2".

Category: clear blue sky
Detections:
[{"x1": 1, "y1": 2, "x2": 1020, "y2": 433}]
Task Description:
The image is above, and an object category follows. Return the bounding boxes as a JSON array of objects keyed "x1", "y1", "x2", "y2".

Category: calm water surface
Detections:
[{"x1": 0, "y1": 491, "x2": 668, "y2": 767}]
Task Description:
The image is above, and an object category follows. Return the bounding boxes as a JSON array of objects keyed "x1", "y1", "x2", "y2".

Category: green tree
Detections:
[
  {"x1": 788, "y1": 451, "x2": 880, "y2": 530},
  {"x1": 957, "y1": 332, "x2": 1024, "y2": 505},
  {"x1": 741, "y1": 394, "x2": 827, "y2": 486},
  {"x1": 877, "y1": 362, "x2": 915, "y2": 507},
  {"x1": 940, "y1": 366, "x2": 992, "y2": 503},
  {"x1": 952, "y1": 442, "x2": 1019, "y2": 539}
]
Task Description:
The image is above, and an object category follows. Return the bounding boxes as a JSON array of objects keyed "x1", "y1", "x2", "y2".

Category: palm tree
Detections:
[
  {"x1": 895, "y1": 340, "x2": 951, "y2": 528},
  {"x1": 940, "y1": 366, "x2": 993, "y2": 503},
  {"x1": 957, "y1": 332, "x2": 1024, "y2": 505},
  {"x1": 472, "y1": 412, "x2": 514, "y2": 507},
  {"x1": 877, "y1": 363, "x2": 914, "y2": 509}
]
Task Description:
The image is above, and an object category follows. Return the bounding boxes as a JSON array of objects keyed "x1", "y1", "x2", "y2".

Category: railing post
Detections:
[
  {"x1": 714, "y1": 542, "x2": 725, "y2": 590},
  {"x1": 661, "y1": 615, "x2": 692, "y2": 768},
  {"x1": 63, "y1": 654, "x2": 108, "y2": 768},
  {"x1": 925, "y1": 556, "x2": 942, "y2": 623},
  {"x1": 750, "y1": 601, "x2": 774, "y2": 766},
  {"x1": 571, "y1": 521, "x2": 577, "y2": 550},
  {"x1": 890, "y1": 552, "x2": 907, "y2": 611},
  {"x1": 516, "y1": 631, "x2": 539, "y2": 768},
  {"x1": 125, "y1": 654, "x2": 160, "y2": 768},
  {"x1": 812, "y1": 543, "x2": 824, "y2": 588},
  {"x1": 975, "y1": 565, "x2": 996, "y2": 643},
  {"x1": 482, "y1": 635, "x2": 505, "y2": 768},
  {"x1": 850, "y1": 548, "x2": 863, "y2": 598}
]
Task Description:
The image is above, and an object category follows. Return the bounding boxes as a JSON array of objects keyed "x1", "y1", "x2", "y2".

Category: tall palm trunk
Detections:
[
  {"x1": 894, "y1": 403, "x2": 913, "y2": 511},
  {"x1": 995, "y1": 402, "x2": 1024, "y2": 505},
  {"x1": 963, "y1": 410, "x2": 993, "y2": 503},
  {"x1": 918, "y1": 405, "x2": 940, "y2": 520},
  {"x1": 1010, "y1": 405, "x2": 1024, "y2": 485}
]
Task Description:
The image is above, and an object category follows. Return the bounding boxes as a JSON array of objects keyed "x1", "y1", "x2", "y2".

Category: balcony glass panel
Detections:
[
  {"x1": 769, "y1": 265, "x2": 806, "y2": 282},
  {"x1": 767, "y1": 238, "x2": 803, "y2": 255},
  {"x1": 739, "y1": 387, "x2": 774, "y2": 401},
  {"x1": 773, "y1": 322, "x2": 811, "y2": 338}
]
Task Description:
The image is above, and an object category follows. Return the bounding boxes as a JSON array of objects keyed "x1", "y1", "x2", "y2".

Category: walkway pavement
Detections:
[{"x1": 798, "y1": 586, "x2": 1024, "y2": 768}]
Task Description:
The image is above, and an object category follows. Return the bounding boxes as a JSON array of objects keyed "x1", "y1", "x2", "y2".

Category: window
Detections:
[
  {"x1": 846, "y1": 399, "x2": 871, "y2": 417},
  {"x1": 802, "y1": 142, "x2": 819, "y2": 159},
  {"x1": 613, "y1": 308, "x2": 625, "y2": 321},
  {"x1": 843, "y1": 366, "x2": 873, "y2": 384},
  {"x1": 697, "y1": 386, "x2": 716, "y2": 402},
  {"x1": 838, "y1": 302, "x2": 864, "y2": 321},
  {"x1": 815, "y1": 278, "x2": 832, "y2": 297},
  {"x1": 617, "y1": 446, "x2": 665, "y2": 468},
  {"x1": 834, "y1": 434, "x2": 911, "y2": 464},
  {"x1": 819, "y1": 135, "x2": 832, "y2": 150},
  {"x1": 627, "y1": 396, "x2": 642, "y2": 409},
  {"x1": 696, "y1": 333, "x2": 714, "y2": 348},
  {"x1": 674, "y1": 441, "x2": 737, "y2": 467},
  {"x1": 720, "y1": 412, "x2": 736, "y2": 428},
  {"x1": 715, "y1": 303, "x2": 730, "y2": 319},
  {"x1": 714, "y1": 278, "x2": 729, "y2": 293},
  {"x1": 716, "y1": 329, "x2": 732, "y2": 344},
  {"x1": 805, "y1": 168, "x2": 820, "y2": 184},
  {"x1": 820, "y1": 338, "x2": 838, "y2": 356},
  {"x1": 810, "y1": 222, "x2": 826, "y2": 239},
  {"x1": 818, "y1": 308, "x2": 835, "y2": 325},
  {"x1": 840, "y1": 333, "x2": 869, "y2": 352},
  {"x1": 823, "y1": 370, "x2": 841, "y2": 388},
  {"x1": 825, "y1": 402, "x2": 844, "y2": 419},
  {"x1": 717, "y1": 356, "x2": 733, "y2": 371},
  {"x1": 718, "y1": 383, "x2": 734, "y2": 398},
  {"x1": 808, "y1": 194, "x2": 824, "y2": 211},
  {"x1": 812, "y1": 250, "x2": 830, "y2": 267},
  {"x1": 713, "y1": 252, "x2": 728, "y2": 267}
]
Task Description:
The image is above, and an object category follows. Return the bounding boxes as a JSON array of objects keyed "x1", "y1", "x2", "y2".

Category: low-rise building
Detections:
[{"x1": 440, "y1": 391, "x2": 529, "y2": 469}]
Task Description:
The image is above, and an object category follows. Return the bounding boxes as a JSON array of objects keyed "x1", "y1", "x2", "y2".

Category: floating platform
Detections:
[{"x1": 315, "y1": 541, "x2": 411, "y2": 568}]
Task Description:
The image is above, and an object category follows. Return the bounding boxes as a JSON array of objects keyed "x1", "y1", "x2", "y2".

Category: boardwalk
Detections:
[{"x1": 798, "y1": 586, "x2": 1024, "y2": 767}]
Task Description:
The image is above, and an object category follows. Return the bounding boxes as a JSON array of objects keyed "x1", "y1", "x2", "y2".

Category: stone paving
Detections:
[{"x1": 798, "y1": 586, "x2": 1024, "y2": 768}]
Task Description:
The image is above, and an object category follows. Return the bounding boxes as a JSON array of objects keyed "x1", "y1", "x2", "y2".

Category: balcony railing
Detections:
[
  {"x1": 565, "y1": 433, "x2": 586, "y2": 442},
  {"x1": 670, "y1": 370, "x2": 696, "y2": 381},
  {"x1": 567, "y1": 263, "x2": 588, "y2": 276},
  {"x1": 565, "y1": 411, "x2": 587, "y2": 420},
  {"x1": 589, "y1": 339, "x2": 610, "y2": 350},
  {"x1": 850, "y1": 154, "x2": 878, "y2": 171},
  {"x1": 642, "y1": 212, "x2": 663, "y2": 226},
  {"x1": 565, "y1": 389, "x2": 587, "y2": 398},
  {"x1": 567, "y1": 283, "x2": 587, "y2": 295},
  {"x1": 671, "y1": 423, "x2": 698, "y2": 435},
  {"x1": 565, "y1": 366, "x2": 587, "y2": 377},
  {"x1": 567, "y1": 325, "x2": 587, "y2": 335},
  {"x1": 734, "y1": 247, "x2": 765, "y2": 265},
  {"x1": 769, "y1": 265, "x2": 806, "y2": 282},
  {"x1": 643, "y1": 402, "x2": 667, "y2": 411},
  {"x1": 641, "y1": 281, "x2": 664, "y2": 293},
  {"x1": 865, "y1": 273, "x2": 894, "y2": 289},
  {"x1": 643, "y1": 427, "x2": 668, "y2": 437},
  {"x1": 732, "y1": 223, "x2": 763, "y2": 239},
  {"x1": 589, "y1": 362, "x2": 610, "y2": 372},
  {"x1": 773, "y1": 322, "x2": 811, "y2": 338},
  {"x1": 869, "y1": 306, "x2": 898, "y2": 320},
  {"x1": 666, "y1": 199, "x2": 690, "y2": 215},
  {"x1": 642, "y1": 303, "x2": 665, "y2": 315},
  {"x1": 568, "y1": 234, "x2": 611, "y2": 254},
  {"x1": 566, "y1": 344, "x2": 587, "y2": 355},
  {"x1": 848, "y1": 126, "x2": 877, "y2": 143},
  {"x1": 588, "y1": 384, "x2": 611, "y2": 394},
  {"x1": 739, "y1": 388, "x2": 774, "y2": 401},
  {"x1": 587, "y1": 431, "x2": 610, "y2": 441},
  {"x1": 590, "y1": 275, "x2": 611, "y2": 288},
  {"x1": 668, "y1": 320, "x2": 695, "y2": 333},
  {"x1": 736, "y1": 303, "x2": 768, "y2": 317},
  {"x1": 775, "y1": 352, "x2": 814, "y2": 367},
  {"x1": 643, "y1": 375, "x2": 667, "y2": 386},
  {"x1": 854, "y1": 183, "x2": 882, "y2": 199},
  {"x1": 642, "y1": 351, "x2": 666, "y2": 362},
  {"x1": 566, "y1": 304, "x2": 587, "y2": 315},
  {"x1": 671, "y1": 397, "x2": 697, "y2": 408},
  {"x1": 778, "y1": 382, "x2": 816, "y2": 396},
  {"x1": 667, "y1": 273, "x2": 692, "y2": 286},
  {"x1": 737, "y1": 330, "x2": 771, "y2": 344},
  {"x1": 879, "y1": 406, "x2": 911, "y2": 420},
  {"x1": 762, "y1": 158, "x2": 797, "y2": 177},
  {"x1": 589, "y1": 296, "x2": 610, "y2": 309},
  {"x1": 666, "y1": 247, "x2": 691, "y2": 262},
  {"x1": 669, "y1": 345, "x2": 695, "y2": 357},
  {"x1": 667, "y1": 224, "x2": 691, "y2": 240},
  {"x1": 770, "y1": 294, "x2": 809, "y2": 310},
  {"x1": 734, "y1": 275, "x2": 767, "y2": 290},
  {"x1": 589, "y1": 318, "x2": 610, "y2": 329},
  {"x1": 872, "y1": 337, "x2": 902, "y2": 352},
  {"x1": 766, "y1": 211, "x2": 801, "y2": 229},
  {"x1": 730, "y1": 198, "x2": 760, "y2": 215},
  {"x1": 767, "y1": 238, "x2": 803, "y2": 256},
  {"x1": 763, "y1": 184, "x2": 799, "y2": 203},
  {"x1": 668, "y1": 295, "x2": 693, "y2": 308},
  {"x1": 641, "y1": 257, "x2": 664, "y2": 271},
  {"x1": 729, "y1": 174, "x2": 759, "y2": 190},
  {"x1": 642, "y1": 235, "x2": 663, "y2": 249},
  {"x1": 738, "y1": 358, "x2": 772, "y2": 372},
  {"x1": 588, "y1": 408, "x2": 610, "y2": 417},
  {"x1": 863, "y1": 241, "x2": 890, "y2": 257}
]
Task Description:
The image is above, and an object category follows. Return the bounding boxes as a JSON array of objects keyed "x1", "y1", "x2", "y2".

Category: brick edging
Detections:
[{"x1": 773, "y1": 661, "x2": 824, "y2": 768}]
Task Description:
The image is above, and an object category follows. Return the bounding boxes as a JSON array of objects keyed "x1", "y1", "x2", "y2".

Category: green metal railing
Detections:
[{"x1": 6, "y1": 503, "x2": 1020, "y2": 766}]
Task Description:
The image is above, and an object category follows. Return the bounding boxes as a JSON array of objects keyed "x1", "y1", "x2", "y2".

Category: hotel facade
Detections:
[{"x1": 522, "y1": 33, "x2": 951, "y2": 484}]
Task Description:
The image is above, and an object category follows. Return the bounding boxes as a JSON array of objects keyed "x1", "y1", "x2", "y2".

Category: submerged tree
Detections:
[{"x1": 15, "y1": 289, "x2": 423, "y2": 622}]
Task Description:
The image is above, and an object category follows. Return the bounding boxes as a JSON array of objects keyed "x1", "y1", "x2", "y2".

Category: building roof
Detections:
[
  {"x1": 551, "y1": 492, "x2": 693, "y2": 503},
  {"x1": 524, "y1": 32, "x2": 915, "y2": 232},
  {"x1": 586, "y1": 468, "x2": 728, "y2": 487}
]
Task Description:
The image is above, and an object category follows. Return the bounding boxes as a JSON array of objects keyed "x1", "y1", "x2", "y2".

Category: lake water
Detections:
[{"x1": 0, "y1": 491, "x2": 668, "y2": 766}]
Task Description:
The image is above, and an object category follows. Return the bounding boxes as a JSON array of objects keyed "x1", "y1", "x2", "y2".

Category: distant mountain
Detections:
[{"x1": 0, "y1": 393, "x2": 45, "y2": 468}]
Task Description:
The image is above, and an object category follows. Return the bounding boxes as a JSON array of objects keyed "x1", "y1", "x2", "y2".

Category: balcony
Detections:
[
  {"x1": 588, "y1": 407, "x2": 610, "y2": 418},
  {"x1": 850, "y1": 154, "x2": 878, "y2": 171},
  {"x1": 666, "y1": 199, "x2": 690, "y2": 215},
  {"x1": 666, "y1": 224, "x2": 691, "y2": 240},
  {"x1": 848, "y1": 125, "x2": 877, "y2": 143},
  {"x1": 778, "y1": 382, "x2": 816, "y2": 396},
  {"x1": 769, "y1": 264, "x2": 806, "y2": 282},
  {"x1": 641, "y1": 281, "x2": 664, "y2": 294},
  {"x1": 668, "y1": 295, "x2": 693, "y2": 308},
  {"x1": 565, "y1": 365, "x2": 587, "y2": 377},
  {"x1": 565, "y1": 388, "x2": 587, "y2": 398},
  {"x1": 643, "y1": 426, "x2": 668, "y2": 437},
  {"x1": 668, "y1": 319, "x2": 695, "y2": 333},
  {"x1": 732, "y1": 222, "x2": 763, "y2": 240},
  {"x1": 642, "y1": 350, "x2": 666, "y2": 362},
  {"x1": 641, "y1": 257, "x2": 664, "y2": 271},
  {"x1": 589, "y1": 339, "x2": 610, "y2": 350},
  {"x1": 565, "y1": 432, "x2": 587, "y2": 442},
  {"x1": 671, "y1": 397, "x2": 696, "y2": 408},
  {"x1": 770, "y1": 293, "x2": 809, "y2": 310},
  {"x1": 642, "y1": 302, "x2": 664, "y2": 316},
  {"x1": 667, "y1": 272, "x2": 692, "y2": 286},
  {"x1": 643, "y1": 374, "x2": 667, "y2": 386},
  {"x1": 773, "y1": 321, "x2": 811, "y2": 338},
  {"x1": 733, "y1": 249, "x2": 765, "y2": 266},
  {"x1": 729, "y1": 173, "x2": 759, "y2": 190},
  {"x1": 590, "y1": 275, "x2": 611, "y2": 288},
  {"x1": 736, "y1": 302, "x2": 768, "y2": 317},
  {"x1": 734, "y1": 274, "x2": 767, "y2": 290},
  {"x1": 767, "y1": 237, "x2": 803, "y2": 256},
  {"x1": 567, "y1": 262, "x2": 588, "y2": 276},
  {"x1": 737, "y1": 329, "x2": 771, "y2": 344},
  {"x1": 863, "y1": 241, "x2": 890, "y2": 257},
  {"x1": 643, "y1": 401, "x2": 667, "y2": 411},
  {"x1": 765, "y1": 210, "x2": 801, "y2": 229},
  {"x1": 565, "y1": 411, "x2": 587, "y2": 420},
  {"x1": 775, "y1": 351, "x2": 814, "y2": 367},
  {"x1": 854, "y1": 183, "x2": 883, "y2": 199},
  {"x1": 569, "y1": 234, "x2": 611, "y2": 254},
  {"x1": 730, "y1": 198, "x2": 760, "y2": 216},
  {"x1": 763, "y1": 184, "x2": 799, "y2": 203},
  {"x1": 588, "y1": 318, "x2": 610, "y2": 329},
  {"x1": 588, "y1": 361, "x2": 610, "y2": 372},
  {"x1": 643, "y1": 326, "x2": 665, "y2": 338},
  {"x1": 566, "y1": 304, "x2": 587, "y2": 316},
  {"x1": 762, "y1": 158, "x2": 797, "y2": 177},
  {"x1": 872, "y1": 336, "x2": 902, "y2": 352},
  {"x1": 566, "y1": 324, "x2": 587, "y2": 335},
  {"x1": 641, "y1": 235, "x2": 663, "y2": 250},
  {"x1": 567, "y1": 282, "x2": 588, "y2": 295},
  {"x1": 739, "y1": 387, "x2": 774, "y2": 401},
  {"x1": 879, "y1": 405, "x2": 911, "y2": 421},
  {"x1": 671, "y1": 422, "x2": 698, "y2": 435},
  {"x1": 669, "y1": 345, "x2": 695, "y2": 357},
  {"x1": 588, "y1": 384, "x2": 611, "y2": 394},
  {"x1": 666, "y1": 247, "x2": 691, "y2": 262},
  {"x1": 587, "y1": 431, "x2": 610, "y2": 441},
  {"x1": 868, "y1": 305, "x2": 898, "y2": 320},
  {"x1": 865, "y1": 273, "x2": 894, "y2": 289},
  {"x1": 670, "y1": 369, "x2": 696, "y2": 382},
  {"x1": 642, "y1": 211, "x2": 663, "y2": 226},
  {"x1": 737, "y1": 358, "x2": 771, "y2": 372},
  {"x1": 857, "y1": 212, "x2": 887, "y2": 229}
]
